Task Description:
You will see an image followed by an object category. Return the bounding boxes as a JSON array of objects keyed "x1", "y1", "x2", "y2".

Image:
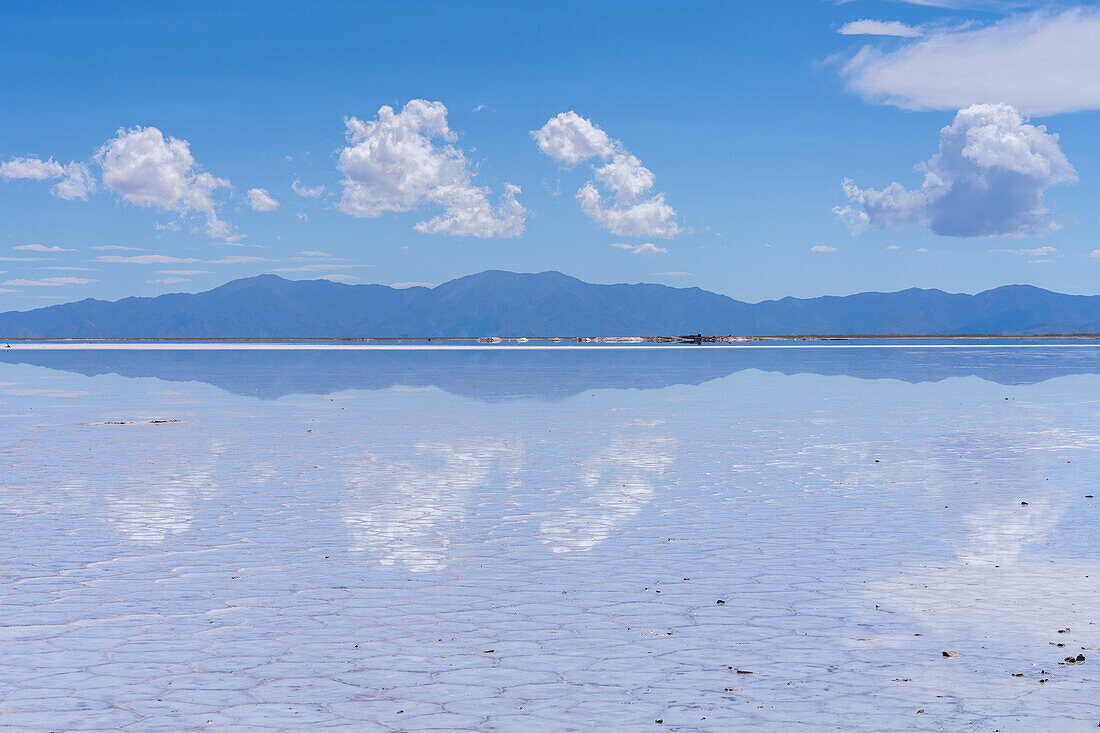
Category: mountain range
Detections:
[{"x1": 2, "y1": 270, "x2": 1099, "y2": 337}]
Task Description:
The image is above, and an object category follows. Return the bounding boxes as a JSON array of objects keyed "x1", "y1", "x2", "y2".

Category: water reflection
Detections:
[
  {"x1": 540, "y1": 426, "x2": 676, "y2": 553},
  {"x1": 862, "y1": 428, "x2": 1097, "y2": 637},
  {"x1": 2, "y1": 345, "x2": 1098, "y2": 402},
  {"x1": 340, "y1": 439, "x2": 524, "y2": 572}
]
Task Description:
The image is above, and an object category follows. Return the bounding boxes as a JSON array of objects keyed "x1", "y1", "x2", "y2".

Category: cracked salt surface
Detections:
[{"x1": 1, "y1": 347, "x2": 1099, "y2": 731}]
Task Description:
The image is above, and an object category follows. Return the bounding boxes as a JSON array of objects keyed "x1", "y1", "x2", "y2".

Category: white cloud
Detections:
[
  {"x1": 835, "y1": 103, "x2": 1076, "y2": 238},
  {"x1": 292, "y1": 178, "x2": 325, "y2": 198},
  {"x1": 147, "y1": 277, "x2": 189, "y2": 285},
  {"x1": 247, "y1": 187, "x2": 278, "y2": 211},
  {"x1": 533, "y1": 111, "x2": 680, "y2": 238},
  {"x1": 612, "y1": 242, "x2": 667, "y2": 255},
  {"x1": 811, "y1": 245, "x2": 838, "y2": 253},
  {"x1": 157, "y1": 269, "x2": 210, "y2": 276},
  {"x1": 14, "y1": 244, "x2": 73, "y2": 252},
  {"x1": 993, "y1": 245, "x2": 1057, "y2": 255},
  {"x1": 886, "y1": 244, "x2": 901, "y2": 250},
  {"x1": 95, "y1": 254, "x2": 199, "y2": 264},
  {"x1": 272, "y1": 264, "x2": 369, "y2": 272},
  {"x1": 839, "y1": 20, "x2": 922, "y2": 37},
  {"x1": 532, "y1": 111, "x2": 614, "y2": 166},
  {"x1": 97, "y1": 126, "x2": 233, "y2": 238},
  {"x1": 39, "y1": 266, "x2": 96, "y2": 271},
  {"x1": 92, "y1": 244, "x2": 145, "y2": 251},
  {"x1": 841, "y1": 9, "x2": 1100, "y2": 115},
  {"x1": 336, "y1": 100, "x2": 525, "y2": 238},
  {"x1": 298, "y1": 250, "x2": 331, "y2": 258},
  {"x1": 1088, "y1": 250, "x2": 1100, "y2": 258},
  {"x1": 209, "y1": 255, "x2": 269, "y2": 264},
  {"x1": 314, "y1": 273, "x2": 359, "y2": 283},
  {"x1": 0, "y1": 156, "x2": 95, "y2": 200},
  {"x1": 3, "y1": 276, "x2": 93, "y2": 286}
]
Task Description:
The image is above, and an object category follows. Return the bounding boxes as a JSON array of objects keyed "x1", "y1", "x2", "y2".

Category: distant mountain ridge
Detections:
[{"x1": 2, "y1": 270, "x2": 1099, "y2": 337}]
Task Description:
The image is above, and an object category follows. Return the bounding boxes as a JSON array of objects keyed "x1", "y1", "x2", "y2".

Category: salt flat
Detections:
[{"x1": 1, "y1": 347, "x2": 1098, "y2": 731}]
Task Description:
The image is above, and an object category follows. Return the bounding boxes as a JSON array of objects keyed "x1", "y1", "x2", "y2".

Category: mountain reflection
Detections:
[{"x1": 2, "y1": 345, "x2": 1098, "y2": 402}]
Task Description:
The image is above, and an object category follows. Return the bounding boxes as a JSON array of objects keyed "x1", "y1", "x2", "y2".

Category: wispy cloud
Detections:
[
  {"x1": 95, "y1": 254, "x2": 199, "y2": 264},
  {"x1": 841, "y1": 8, "x2": 1100, "y2": 115},
  {"x1": 838, "y1": 20, "x2": 922, "y2": 37},
  {"x1": 992, "y1": 245, "x2": 1057, "y2": 256},
  {"x1": 811, "y1": 245, "x2": 838, "y2": 253},
  {"x1": 247, "y1": 187, "x2": 279, "y2": 211},
  {"x1": 292, "y1": 178, "x2": 325, "y2": 198},
  {"x1": 612, "y1": 242, "x2": 668, "y2": 255},
  {"x1": 208, "y1": 255, "x2": 269, "y2": 264},
  {"x1": 272, "y1": 263, "x2": 370, "y2": 272},
  {"x1": 14, "y1": 244, "x2": 74, "y2": 252},
  {"x1": 3, "y1": 276, "x2": 94, "y2": 286}
]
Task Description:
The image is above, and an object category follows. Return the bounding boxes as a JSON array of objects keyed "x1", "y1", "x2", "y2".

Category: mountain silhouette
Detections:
[{"x1": 2, "y1": 271, "x2": 1100, "y2": 337}]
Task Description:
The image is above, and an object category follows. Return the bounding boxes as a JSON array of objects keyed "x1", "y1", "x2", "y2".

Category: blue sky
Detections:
[{"x1": 2, "y1": 0, "x2": 1099, "y2": 310}]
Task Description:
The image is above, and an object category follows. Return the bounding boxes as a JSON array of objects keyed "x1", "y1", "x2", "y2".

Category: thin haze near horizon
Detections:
[{"x1": 2, "y1": 0, "x2": 1100, "y2": 311}]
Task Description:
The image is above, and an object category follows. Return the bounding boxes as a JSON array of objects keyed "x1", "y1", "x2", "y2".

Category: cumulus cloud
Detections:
[
  {"x1": 835, "y1": 103, "x2": 1076, "y2": 238},
  {"x1": 841, "y1": 9, "x2": 1100, "y2": 115},
  {"x1": 14, "y1": 244, "x2": 73, "y2": 252},
  {"x1": 612, "y1": 242, "x2": 668, "y2": 255},
  {"x1": 3, "y1": 276, "x2": 93, "y2": 286},
  {"x1": 838, "y1": 20, "x2": 922, "y2": 37},
  {"x1": 336, "y1": 99, "x2": 525, "y2": 238},
  {"x1": 97, "y1": 126, "x2": 233, "y2": 238},
  {"x1": 0, "y1": 156, "x2": 95, "y2": 200},
  {"x1": 292, "y1": 178, "x2": 325, "y2": 198},
  {"x1": 247, "y1": 187, "x2": 278, "y2": 211},
  {"x1": 532, "y1": 111, "x2": 614, "y2": 165},
  {"x1": 811, "y1": 245, "x2": 838, "y2": 253},
  {"x1": 533, "y1": 111, "x2": 680, "y2": 238}
]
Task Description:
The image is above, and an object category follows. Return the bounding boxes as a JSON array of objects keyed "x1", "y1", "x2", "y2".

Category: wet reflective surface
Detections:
[{"x1": 1, "y1": 346, "x2": 1099, "y2": 731}]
